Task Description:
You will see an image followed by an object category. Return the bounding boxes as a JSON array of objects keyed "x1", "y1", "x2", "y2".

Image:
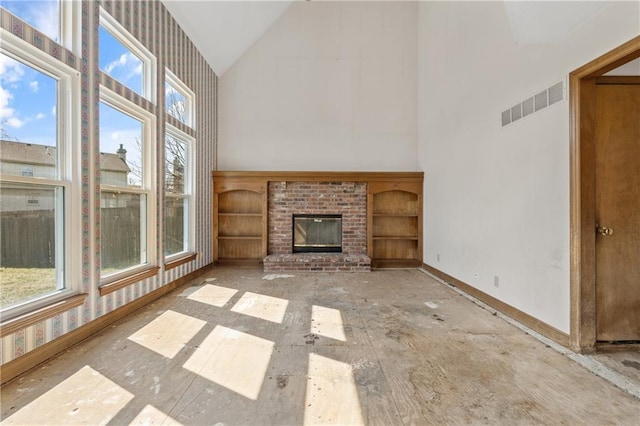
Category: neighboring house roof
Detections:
[
  {"x1": 0, "y1": 140, "x2": 130, "y2": 173},
  {"x1": 0, "y1": 140, "x2": 56, "y2": 167},
  {"x1": 100, "y1": 152, "x2": 130, "y2": 173}
]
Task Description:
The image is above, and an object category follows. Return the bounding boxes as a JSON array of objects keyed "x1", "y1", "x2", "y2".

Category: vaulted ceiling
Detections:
[
  {"x1": 162, "y1": 0, "x2": 636, "y2": 77},
  {"x1": 161, "y1": 0, "x2": 293, "y2": 76}
]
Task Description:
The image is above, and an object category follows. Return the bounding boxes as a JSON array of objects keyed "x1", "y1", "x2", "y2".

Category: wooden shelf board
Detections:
[
  {"x1": 218, "y1": 212, "x2": 262, "y2": 217},
  {"x1": 372, "y1": 213, "x2": 418, "y2": 217},
  {"x1": 373, "y1": 236, "x2": 419, "y2": 240},
  {"x1": 218, "y1": 236, "x2": 263, "y2": 240},
  {"x1": 372, "y1": 259, "x2": 422, "y2": 268}
]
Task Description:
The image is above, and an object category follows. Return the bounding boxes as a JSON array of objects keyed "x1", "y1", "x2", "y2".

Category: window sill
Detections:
[
  {"x1": 0, "y1": 293, "x2": 87, "y2": 338},
  {"x1": 165, "y1": 252, "x2": 197, "y2": 271},
  {"x1": 99, "y1": 266, "x2": 160, "y2": 297}
]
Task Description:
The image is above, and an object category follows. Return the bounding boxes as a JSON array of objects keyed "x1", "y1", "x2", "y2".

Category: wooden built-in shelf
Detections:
[
  {"x1": 213, "y1": 171, "x2": 423, "y2": 268},
  {"x1": 368, "y1": 179, "x2": 423, "y2": 267}
]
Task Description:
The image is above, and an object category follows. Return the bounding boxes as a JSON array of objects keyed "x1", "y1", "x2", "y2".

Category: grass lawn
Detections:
[{"x1": 0, "y1": 268, "x2": 56, "y2": 307}]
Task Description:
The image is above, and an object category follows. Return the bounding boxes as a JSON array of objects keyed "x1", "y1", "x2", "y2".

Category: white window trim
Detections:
[
  {"x1": 0, "y1": 29, "x2": 82, "y2": 319},
  {"x1": 164, "y1": 124, "x2": 195, "y2": 261},
  {"x1": 60, "y1": 0, "x2": 82, "y2": 56},
  {"x1": 99, "y1": 7, "x2": 157, "y2": 103},
  {"x1": 165, "y1": 68, "x2": 196, "y2": 128},
  {"x1": 99, "y1": 86, "x2": 157, "y2": 283},
  {"x1": 0, "y1": 0, "x2": 80, "y2": 56}
]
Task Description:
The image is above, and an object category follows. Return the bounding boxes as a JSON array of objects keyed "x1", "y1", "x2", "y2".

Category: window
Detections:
[
  {"x1": 165, "y1": 69, "x2": 195, "y2": 128},
  {"x1": 99, "y1": 88, "x2": 156, "y2": 281},
  {"x1": 21, "y1": 165, "x2": 34, "y2": 177},
  {"x1": 0, "y1": 31, "x2": 80, "y2": 317},
  {"x1": 0, "y1": 0, "x2": 81, "y2": 55},
  {"x1": 164, "y1": 126, "x2": 194, "y2": 258},
  {"x1": 99, "y1": 8, "x2": 156, "y2": 102},
  {"x1": 0, "y1": 0, "x2": 60, "y2": 41}
]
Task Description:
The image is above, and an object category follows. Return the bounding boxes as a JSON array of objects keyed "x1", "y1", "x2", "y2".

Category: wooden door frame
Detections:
[{"x1": 569, "y1": 36, "x2": 640, "y2": 352}]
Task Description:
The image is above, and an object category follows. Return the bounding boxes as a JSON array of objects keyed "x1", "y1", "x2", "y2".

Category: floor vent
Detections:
[{"x1": 502, "y1": 80, "x2": 565, "y2": 128}]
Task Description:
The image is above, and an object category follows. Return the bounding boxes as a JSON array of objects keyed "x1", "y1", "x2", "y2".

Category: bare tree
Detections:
[{"x1": 120, "y1": 89, "x2": 187, "y2": 190}]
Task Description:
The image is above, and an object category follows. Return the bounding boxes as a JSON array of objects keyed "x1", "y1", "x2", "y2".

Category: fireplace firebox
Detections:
[{"x1": 293, "y1": 214, "x2": 342, "y2": 253}]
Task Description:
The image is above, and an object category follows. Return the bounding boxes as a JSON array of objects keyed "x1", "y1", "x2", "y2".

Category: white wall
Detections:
[
  {"x1": 218, "y1": 1, "x2": 418, "y2": 171},
  {"x1": 418, "y1": 1, "x2": 639, "y2": 333}
]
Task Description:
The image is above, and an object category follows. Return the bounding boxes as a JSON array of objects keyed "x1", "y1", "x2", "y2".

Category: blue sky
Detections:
[
  {"x1": 1, "y1": 1, "x2": 187, "y2": 183},
  {"x1": 1, "y1": 1, "x2": 144, "y2": 167},
  {"x1": 0, "y1": 1, "x2": 59, "y2": 144}
]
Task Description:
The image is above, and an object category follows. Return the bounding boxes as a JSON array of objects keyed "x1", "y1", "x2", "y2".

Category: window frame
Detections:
[
  {"x1": 165, "y1": 68, "x2": 195, "y2": 128},
  {"x1": 99, "y1": 86, "x2": 157, "y2": 284},
  {"x1": 0, "y1": 29, "x2": 82, "y2": 320},
  {"x1": 0, "y1": 0, "x2": 81, "y2": 56},
  {"x1": 99, "y1": 7, "x2": 157, "y2": 103},
  {"x1": 164, "y1": 124, "x2": 195, "y2": 261}
]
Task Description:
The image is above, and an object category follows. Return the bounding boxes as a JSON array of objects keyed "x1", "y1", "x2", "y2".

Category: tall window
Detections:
[
  {"x1": 98, "y1": 8, "x2": 157, "y2": 283},
  {"x1": 165, "y1": 127, "x2": 194, "y2": 258},
  {"x1": 165, "y1": 69, "x2": 195, "y2": 127},
  {"x1": 0, "y1": 32, "x2": 80, "y2": 316},
  {"x1": 99, "y1": 90, "x2": 156, "y2": 280},
  {"x1": 0, "y1": 0, "x2": 60, "y2": 41},
  {"x1": 0, "y1": 0, "x2": 81, "y2": 55},
  {"x1": 99, "y1": 8, "x2": 156, "y2": 101},
  {"x1": 164, "y1": 70, "x2": 195, "y2": 259}
]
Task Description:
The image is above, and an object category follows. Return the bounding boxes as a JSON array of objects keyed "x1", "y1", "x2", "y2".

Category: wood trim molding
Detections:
[
  {"x1": 212, "y1": 171, "x2": 424, "y2": 183},
  {"x1": 99, "y1": 266, "x2": 160, "y2": 297},
  {"x1": 0, "y1": 294, "x2": 87, "y2": 338},
  {"x1": 0, "y1": 263, "x2": 214, "y2": 385},
  {"x1": 569, "y1": 35, "x2": 640, "y2": 352},
  {"x1": 594, "y1": 76, "x2": 640, "y2": 85},
  {"x1": 571, "y1": 35, "x2": 640, "y2": 78},
  {"x1": 164, "y1": 253, "x2": 198, "y2": 271},
  {"x1": 423, "y1": 264, "x2": 570, "y2": 347}
]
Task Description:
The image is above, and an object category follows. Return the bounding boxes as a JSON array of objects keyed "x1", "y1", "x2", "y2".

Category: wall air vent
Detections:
[
  {"x1": 501, "y1": 79, "x2": 565, "y2": 128},
  {"x1": 548, "y1": 81, "x2": 564, "y2": 105},
  {"x1": 501, "y1": 110, "x2": 511, "y2": 127},
  {"x1": 522, "y1": 97, "x2": 534, "y2": 117}
]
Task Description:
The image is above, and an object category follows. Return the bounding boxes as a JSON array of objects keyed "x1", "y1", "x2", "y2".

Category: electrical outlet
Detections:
[
  {"x1": 494, "y1": 275, "x2": 500, "y2": 288},
  {"x1": 437, "y1": 254, "x2": 440, "y2": 262},
  {"x1": 473, "y1": 270, "x2": 479, "y2": 280}
]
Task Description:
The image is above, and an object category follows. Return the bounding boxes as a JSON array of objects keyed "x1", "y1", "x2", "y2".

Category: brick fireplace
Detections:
[
  {"x1": 213, "y1": 171, "x2": 423, "y2": 270},
  {"x1": 263, "y1": 181, "x2": 371, "y2": 272}
]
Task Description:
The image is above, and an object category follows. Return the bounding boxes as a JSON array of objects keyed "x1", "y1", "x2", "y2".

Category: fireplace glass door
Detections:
[{"x1": 293, "y1": 214, "x2": 342, "y2": 253}]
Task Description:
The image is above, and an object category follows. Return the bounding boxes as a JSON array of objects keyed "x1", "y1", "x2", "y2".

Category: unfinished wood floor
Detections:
[{"x1": 1, "y1": 268, "x2": 639, "y2": 425}]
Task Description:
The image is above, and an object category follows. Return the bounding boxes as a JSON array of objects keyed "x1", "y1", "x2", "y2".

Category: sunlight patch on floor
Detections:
[
  {"x1": 311, "y1": 305, "x2": 347, "y2": 342},
  {"x1": 129, "y1": 404, "x2": 183, "y2": 425},
  {"x1": 187, "y1": 284, "x2": 238, "y2": 307},
  {"x1": 128, "y1": 310, "x2": 206, "y2": 359},
  {"x1": 230, "y1": 291, "x2": 289, "y2": 323},
  {"x1": 1, "y1": 365, "x2": 133, "y2": 425},
  {"x1": 304, "y1": 353, "x2": 364, "y2": 425},
  {"x1": 183, "y1": 325, "x2": 274, "y2": 400}
]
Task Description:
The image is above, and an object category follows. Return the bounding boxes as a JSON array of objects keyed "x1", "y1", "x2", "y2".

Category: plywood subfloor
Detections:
[{"x1": 1, "y1": 268, "x2": 639, "y2": 425}]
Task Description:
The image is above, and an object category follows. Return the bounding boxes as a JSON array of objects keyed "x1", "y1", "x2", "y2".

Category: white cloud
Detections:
[
  {"x1": 0, "y1": 54, "x2": 25, "y2": 84},
  {"x1": 35, "y1": 113, "x2": 45, "y2": 120},
  {"x1": 51, "y1": 105, "x2": 56, "y2": 116},
  {"x1": 29, "y1": 80, "x2": 39, "y2": 92},
  {"x1": 0, "y1": 84, "x2": 24, "y2": 130},
  {"x1": 0, "y1": 85, "x2": 15, "y2": 119},
  {"x1": 105, "y1": 52, "x2": 142, "y2": 76},
  {"x1": 5, "y1": 116, "x2": 25, "y2": 129}
]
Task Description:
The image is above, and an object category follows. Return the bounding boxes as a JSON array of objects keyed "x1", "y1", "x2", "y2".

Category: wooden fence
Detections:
[{"x1": 1, "y1": 205, "x2": 183, "y2": 269}]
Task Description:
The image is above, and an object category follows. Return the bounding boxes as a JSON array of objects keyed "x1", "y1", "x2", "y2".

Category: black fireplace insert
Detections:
[{"x1": 292, "y1": 214, "x2": 342, "y2": 253}]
